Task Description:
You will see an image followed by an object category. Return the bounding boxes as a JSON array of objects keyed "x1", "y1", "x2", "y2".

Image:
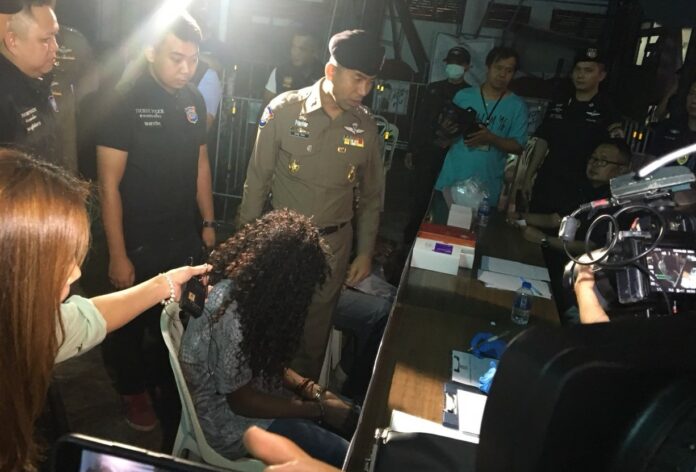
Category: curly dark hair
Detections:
[{"x1": 208, "y1": 209, "x2": 330, "y2": 381}]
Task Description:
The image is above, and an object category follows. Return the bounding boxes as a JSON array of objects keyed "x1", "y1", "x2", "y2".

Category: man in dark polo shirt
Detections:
[
  {"x1": 403, "y1": 46, "x2": 471, "y2": 242},
  {"x1": 0, "y1": 0, "x2": 62, "y2": 164},
  {"x1": 97, "y1": 13, "x2": 215, "y2": 433},
  {"x1": 525, "y1": 47, "x2": 624, "y2": 215},
  {"x1": 648, "y1": 79, "x2": 696, "y2": 170},
  {"x1": 263, "y1": 29, "x2": 322, "y2": 105}
]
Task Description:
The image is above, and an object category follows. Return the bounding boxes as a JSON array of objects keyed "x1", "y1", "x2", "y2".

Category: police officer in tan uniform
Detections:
[{"x1": 239, "y1": 30, "x2": 385, "y2": 379}]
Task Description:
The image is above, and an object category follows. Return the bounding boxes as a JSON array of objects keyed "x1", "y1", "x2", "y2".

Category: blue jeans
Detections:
[
  {"x1": 334, "y1": 288, "x2": 391, "y2": 371},
  {"x1": 267, "y1": 418, "x2": 348, "y2": 468}
]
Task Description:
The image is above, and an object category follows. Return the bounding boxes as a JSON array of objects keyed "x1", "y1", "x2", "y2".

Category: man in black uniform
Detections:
[
  {"x1": 97, "y1": 13, "x2": 215, "y2": 433},
  {"x1": 0, "y1": 0, "x2": 62, "y2": 164},
  {"x1": 0, "y1": 0, "x2": 21, "y2": 37},
  {"x1": 263, "y1": 29, "x2": 322, "y2": 104},
  {"x1": 526, "y1": 47, "x2": 624, "y2": 215},
  {"x1": 648, "y1": 79, "x2": 696, "y2": 170},
  {"x1": 404, "y1": 46, "x2": 471, "y2": 241}
]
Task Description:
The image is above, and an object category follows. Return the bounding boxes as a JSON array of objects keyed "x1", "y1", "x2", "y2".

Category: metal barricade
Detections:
[{"x1": 211, "y1": 96, "x2": 263, "y2": 221}]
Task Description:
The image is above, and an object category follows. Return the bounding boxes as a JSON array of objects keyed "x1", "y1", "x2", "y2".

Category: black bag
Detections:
[{"x1": 370, "y1": 428, "x2": 477, "y2": 472}]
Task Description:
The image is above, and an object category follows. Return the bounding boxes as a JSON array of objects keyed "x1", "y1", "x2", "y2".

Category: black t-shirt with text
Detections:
[
  {"x1": 531, "y1": 92, "x2": 621, "y2": 214},
  {"x1": 0, "y1": 53, "x2": 63, "y2": 166},
  {"x1": 97, "y1": 73, "x2": 207, "y2": 249},
  {"x1": 648, "y1": 116, "x2": 696, "y2": 171}
]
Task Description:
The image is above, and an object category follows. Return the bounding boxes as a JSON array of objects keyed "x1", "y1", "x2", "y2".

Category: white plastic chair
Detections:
[
  {"x1": 318, "y1": 328, "x2": 343, "y2": 388},
  {"x1": 160, "y1": 304, "x2": 264, "y2": 472}
]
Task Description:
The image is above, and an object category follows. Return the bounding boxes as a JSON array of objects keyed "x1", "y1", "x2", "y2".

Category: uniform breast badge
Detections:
[
  {"x1": 289, "y1": 159, "x2": 300, "y2": 174},
  {"x1": 342, "y1": 135, "x2": 364, "y2": 148},
  {"x1": 185, "y1": 106, "x2": 199, "y2": 124},
  {"x1": 347, "y1": 164, "x2": 356, "y2": 182}
]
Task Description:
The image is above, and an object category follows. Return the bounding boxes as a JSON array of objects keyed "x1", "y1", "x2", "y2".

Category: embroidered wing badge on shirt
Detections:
[
  {"x1": 343, "y1": 122, "x2": 365, "y2": 135},
  {"x1": 259, "y1": 106, "x2": 274, "y2": 128},
  {"x1": 185, "y1": 106, "x2": 199, "y2": 124}
]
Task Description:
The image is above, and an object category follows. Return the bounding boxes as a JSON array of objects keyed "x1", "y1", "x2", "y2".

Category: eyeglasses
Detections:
[{"x1": 589, "y1": 156, "x2": 624, "y2": 168}]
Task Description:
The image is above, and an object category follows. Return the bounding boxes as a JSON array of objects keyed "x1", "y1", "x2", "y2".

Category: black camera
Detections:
[
  {"x1": 560, "y1": 163, "x2": 696, "y2": 317},
  {"x1": 179, "y1": 276, "x2": 207, "y2": 318},
  {"x1": 178, "y1": 253, "x2": 225, "y2": 319},
  {"x1": 441, "y1": 103, "x2": 481, "y2": 137}
]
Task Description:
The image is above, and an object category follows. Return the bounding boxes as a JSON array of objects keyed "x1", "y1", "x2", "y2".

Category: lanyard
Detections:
[{"x1": 480, "y1": 86, "x2": 504, "y2": 126}]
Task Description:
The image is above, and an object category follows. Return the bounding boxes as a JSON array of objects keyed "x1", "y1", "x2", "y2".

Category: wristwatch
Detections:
[{"x1": 202, "y1": 220, "x2": 218, "y2": 229}]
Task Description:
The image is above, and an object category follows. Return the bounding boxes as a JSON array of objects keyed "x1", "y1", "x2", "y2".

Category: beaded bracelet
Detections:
[{"x1": 160, "y1": 273, "x2": 176, "y2": 306}]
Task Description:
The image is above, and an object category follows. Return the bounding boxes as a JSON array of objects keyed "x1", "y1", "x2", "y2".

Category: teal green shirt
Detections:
[{"x1": 435, "y1": 87, "x2": 528, "y2": 205}]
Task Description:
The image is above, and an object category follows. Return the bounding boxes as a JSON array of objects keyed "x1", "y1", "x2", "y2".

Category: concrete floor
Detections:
[{"x1": 48, "y1": 150, "x2": 415, "y2": 457}]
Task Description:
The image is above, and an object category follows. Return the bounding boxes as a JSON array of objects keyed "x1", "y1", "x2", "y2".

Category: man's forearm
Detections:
[
  {"x1": 100, "y1": 186, "x2": 128, "y2": 259},
  {"x1": 197, "y1": 149, "x2": 215, "y2": 222},
  {"x1": 523, "y1": 212, "x2": 561, "y2": 229},
  {"x1": 491, "y1": 135, "x2": 524, "y2": 155}
]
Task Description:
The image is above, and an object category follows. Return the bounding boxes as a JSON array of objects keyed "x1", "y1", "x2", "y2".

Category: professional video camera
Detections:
[{"x1": 560, "y1": 144, "x2": 696, "y2": 317}]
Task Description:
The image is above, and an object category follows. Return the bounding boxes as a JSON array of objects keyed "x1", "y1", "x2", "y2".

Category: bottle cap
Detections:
[{"x1": 522, "y1": 281, "x2": 532, "y2": 289}]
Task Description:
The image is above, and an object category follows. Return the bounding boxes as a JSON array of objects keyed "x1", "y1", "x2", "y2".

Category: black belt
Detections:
[{"x1": 318, "y1": 221, "x2": 349, "y2": 236}]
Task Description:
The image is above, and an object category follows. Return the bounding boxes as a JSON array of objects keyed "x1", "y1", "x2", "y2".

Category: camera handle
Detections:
[{"x1": 637, "y1": 142, "x2": 696, "y2": 179}]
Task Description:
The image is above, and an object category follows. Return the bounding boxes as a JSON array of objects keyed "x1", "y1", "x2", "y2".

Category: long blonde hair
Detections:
[{"x1": 0, "y1": 150, "x2": 90, "y2": 471}]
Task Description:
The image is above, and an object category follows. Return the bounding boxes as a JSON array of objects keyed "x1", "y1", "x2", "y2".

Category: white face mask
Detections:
[{"x1": 445, "y1": 63, "x2": 466, "y2": 80}]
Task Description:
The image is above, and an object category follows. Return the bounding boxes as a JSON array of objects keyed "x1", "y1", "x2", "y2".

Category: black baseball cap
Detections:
[
  {"x1": 444, "y1": 46, "x2": 471, "y2": 65},
  {"x1": 329, "y1": 29, "x2": 385, "y2": 76},
  {"x1": 0, "y1": 0, "x2": 21, "y2": 14},
  {"x1": 574, "y1": 46, "x2": 607, "y2": 66}
]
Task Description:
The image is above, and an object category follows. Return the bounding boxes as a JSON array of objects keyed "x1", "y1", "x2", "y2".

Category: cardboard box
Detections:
[
  {"x1": 418, "y1": 223, "x2": 477, "y2": 248},
  {"x1": 411, "y1": 237, "x2": 476, "y2": 273},
  {"x1": 411, "y1": 238, "x2": 460, "y2": 275}
]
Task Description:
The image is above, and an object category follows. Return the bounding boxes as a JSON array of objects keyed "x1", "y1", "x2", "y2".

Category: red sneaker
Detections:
[{"x1": 123, "y1": 392, "x2": 158, "y2": 432}]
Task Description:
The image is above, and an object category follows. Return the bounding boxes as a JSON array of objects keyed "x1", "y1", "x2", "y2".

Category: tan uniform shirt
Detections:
[{"x1": 240, "y1": 78, "x2": 383, "y2": 256}]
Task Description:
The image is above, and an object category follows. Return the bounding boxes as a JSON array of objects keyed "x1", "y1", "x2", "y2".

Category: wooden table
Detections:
[{"x1": 344, "y1": 193, "x2": 560, "y2": 471}]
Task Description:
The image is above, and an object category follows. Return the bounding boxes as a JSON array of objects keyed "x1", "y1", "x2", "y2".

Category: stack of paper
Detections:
[
  {"x1": 390, "y1": 409, "x2": 480, "y2": 444},
  {"x1": 447, "y1": 204, "x2": 474, "y2": 229},
  {"x1": 477, "y1": 256, "x2": 552, "y2": 299}
]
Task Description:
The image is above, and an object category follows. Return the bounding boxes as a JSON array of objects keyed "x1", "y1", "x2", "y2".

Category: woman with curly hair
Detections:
[{"x1": 180, "y1": 209, "x2": 353, "y2": 467}]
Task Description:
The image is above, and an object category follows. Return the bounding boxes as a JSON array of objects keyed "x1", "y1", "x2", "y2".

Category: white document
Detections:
[
  {"x1": 457, "y1": 390, "x2": 487, "y2": 436},
  {"x1": 390, "y1": 409, "x2": 479, "y2": 444},
  {"x1": 477, "y1": 270, "x2": 552, "y2": 299},
  {"x1": 447, "y1": 204, "x2": 473, "y2": 229},
  {"x1": 480, "y1": 256, "x2": 551, "y2": 282}
]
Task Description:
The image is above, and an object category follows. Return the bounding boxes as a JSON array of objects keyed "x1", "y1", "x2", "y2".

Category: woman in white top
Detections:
[{"x1": 0, "y1": 149, "x2": 209, "y2": 471}]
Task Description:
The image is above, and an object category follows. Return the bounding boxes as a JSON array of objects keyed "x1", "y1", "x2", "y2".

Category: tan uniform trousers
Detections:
[{"x1": 291, "y1": 223, "x2": 352, "y2": 380}]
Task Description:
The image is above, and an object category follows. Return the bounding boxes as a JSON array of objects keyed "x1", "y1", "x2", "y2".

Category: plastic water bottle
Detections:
[
  {"x1": 511, "y1": 281, "x2": 533, "y2": 325},
  {"x1": 478, "y1": 197, "x2": 490, "y2": 228}
]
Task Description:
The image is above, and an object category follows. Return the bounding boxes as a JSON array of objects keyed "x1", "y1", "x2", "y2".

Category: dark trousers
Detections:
[
  {"x1": 102, "y1": 232, "x2": 202, "y2": 447},
  {"x1": 404, "y1": 146, "x2": 448, "y2": 243},
  {"x1": 102, "y1": 232, "x2": 202, "y2": 391}
]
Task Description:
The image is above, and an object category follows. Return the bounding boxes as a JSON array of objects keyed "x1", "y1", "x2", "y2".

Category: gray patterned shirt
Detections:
[{"x1": 179, "y1": 279, "x2": 273, "y2": 458}]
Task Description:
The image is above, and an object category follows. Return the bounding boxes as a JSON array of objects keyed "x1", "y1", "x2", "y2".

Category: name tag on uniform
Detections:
[
  {"x1": 20, "y1": 107, "x2": 43, "y2": 133},
  {"x1": 342, "y1": 134, "x2": 364, "y2": 148}
]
